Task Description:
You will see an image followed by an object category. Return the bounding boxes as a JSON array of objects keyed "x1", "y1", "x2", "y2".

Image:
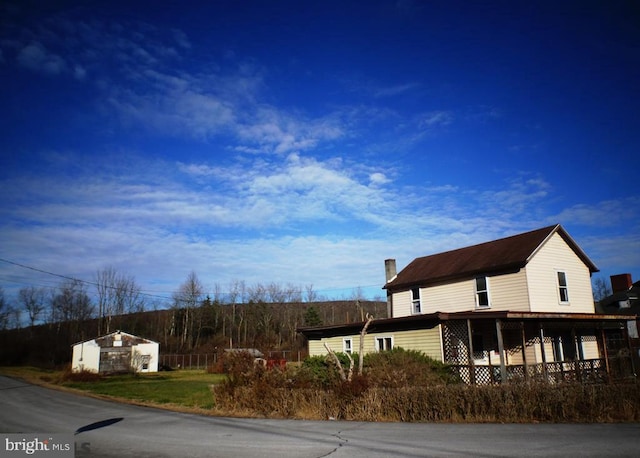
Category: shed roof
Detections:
[
  {"x1": 384, "y1": 224, "x2": 598, "y2": 291},
  {"x1": 72, "y1": 330, "x2": 158, "y2": 346}
]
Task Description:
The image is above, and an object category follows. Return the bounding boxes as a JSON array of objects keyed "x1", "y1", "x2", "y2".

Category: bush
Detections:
[
  {"x1": 59, "y1": 369, "x2": 103, "y2": 383},
  {"x1": 298, "y1": 354, "x2": 354, "y2": 388},
  {"x1": 211, "y1": 347, "x2": 640, "y2": 422},
  {"x1": 363, "y1": 347, "x2": 457, "y2": 387}
]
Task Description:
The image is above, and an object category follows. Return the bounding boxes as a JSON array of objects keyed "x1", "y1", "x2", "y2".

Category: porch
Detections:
[{"x1": 441, "y1": 312, "x2": 636, "y2": 385}]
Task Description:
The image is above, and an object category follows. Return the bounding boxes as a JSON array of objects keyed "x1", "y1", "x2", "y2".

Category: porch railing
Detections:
[{"x1": 451, "y1": 356, "x2": 635, "y2": 385}]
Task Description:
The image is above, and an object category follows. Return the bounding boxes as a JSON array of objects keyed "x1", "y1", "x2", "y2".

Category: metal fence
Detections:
[
  {"x1": 159, "y1": 354, "x2": 216, "y2": 370},
  {"x1": 159, "y1": 351, "x2": 306, "y2": 370}
]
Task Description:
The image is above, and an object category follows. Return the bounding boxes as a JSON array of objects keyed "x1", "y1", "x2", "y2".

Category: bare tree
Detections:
[
  {"x1": 172, "y1": 271, "x2": 204, "y2": 351},
  {"x1": 50, "y1": 279, "x2": 94, "y2": 342},
  {"x1": 357, "y1": 314, "x2": 374, "y2": 376},
  {"x1": 0, "y1": 287, "x2": 12, "y2": 330},
  {"x1": 325, "y1": 342, "x2": 353, "y2": 382},
  {"x1": 95, "y1": 266, "x2": 145, "y2": 334},
  {"x1": 304, "y1": 284, "x2": 318, "y2": 302},
  {"x1": 592, "y1": 276, "x2": 613, "y2": 302},
  {"x1": 267, "y1": 282, "x2": 286, "y2": 303},
  {"x1": 285, "y1": 283, "x2": 303, "y2": 303},
  {"x1": 325, "y1": 313, "x2": 374, "y2": 382},
  {"x1": 18, "y1": 286, "x2": 46, "y2": 327},
  {"x1": 247, "y1": 283, "x2": 266, "y2": 303}
]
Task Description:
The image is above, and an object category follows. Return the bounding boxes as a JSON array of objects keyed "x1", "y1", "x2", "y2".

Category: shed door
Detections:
[{"x1": 99, "y1": 348, "x2": 131, "y2": 373}]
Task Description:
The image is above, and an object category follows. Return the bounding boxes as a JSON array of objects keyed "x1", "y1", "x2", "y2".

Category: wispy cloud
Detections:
[
  {"x1": 17, "y1": 41, "x2": 67, "y2": 75},
  {"x1": 551, "y1": 198, "x2": 640, "y2": 227},
  {"x1": 419, "y1": 110, "x2": 454, "y2": 129},
  {"x1": 374, "y1": 82, "x2": 421, "y2": 98}
]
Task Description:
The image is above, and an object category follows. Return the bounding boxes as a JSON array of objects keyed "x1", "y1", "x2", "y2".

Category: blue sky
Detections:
[{"x1": 1, "y1": 0, "x2": 638, "y2": 304}]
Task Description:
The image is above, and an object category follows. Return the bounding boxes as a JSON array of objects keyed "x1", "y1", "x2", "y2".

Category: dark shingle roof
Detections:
[{"x1": 385, "y1": 224, "x2": 598, "y2": 291}]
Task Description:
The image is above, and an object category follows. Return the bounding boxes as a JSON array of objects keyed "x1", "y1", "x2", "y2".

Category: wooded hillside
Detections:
[{"x1": 0, "y1": 299, "x2": 387, "y2": 367}]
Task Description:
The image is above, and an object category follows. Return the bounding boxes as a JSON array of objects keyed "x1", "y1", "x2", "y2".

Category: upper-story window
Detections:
[
  {"x1": 475, "y1": 276, "x2": 490, "y2": 308},
  {"x1": 411, "y1": 288, "x2": 421, "y2": 314},
  {"x1": 557, "y1": 271, "x2": 569, "y2": 303}
]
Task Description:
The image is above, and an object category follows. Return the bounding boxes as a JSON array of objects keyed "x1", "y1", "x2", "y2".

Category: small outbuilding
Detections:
[{"x1": 72, "y1": 330, "x2": 159, "y2": 374}]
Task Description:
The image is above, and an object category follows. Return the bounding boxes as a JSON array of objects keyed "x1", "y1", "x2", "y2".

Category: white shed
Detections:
[{"x1": 71, "y1": 330, "x2": 159, "y2": 374}]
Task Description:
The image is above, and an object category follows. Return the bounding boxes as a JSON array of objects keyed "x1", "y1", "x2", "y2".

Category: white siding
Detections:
[
  {"x1": 489, "y1": 270, "x2": 530, "y2": 311},
  {"x1": 307, "y1": 326, "x2": 443, "y2": 361},
  {"x1": 133, "y1": 342, "x2": 159, "y2": 373},
  {"x1": 581, "y1": 338, "x2": 599, "y2": 359},
  {"x1": 393, "y1": 281, "x2": 475, "y2": 317},
  {"x1": 392, "y1": 269, "x2": 530, "y2": 317},
  {"x1": 525, "y1": 232, "x2": 595, "y2": 313},
  {"x1": 392, "y1": 290, "x2": 412, "y2": 317},
  {"x1": 421, "y1": 280, "x2": 474, "y2": 313},
  {"x1": 71, "y1": 340, "x2": 100, "y2": 373}
]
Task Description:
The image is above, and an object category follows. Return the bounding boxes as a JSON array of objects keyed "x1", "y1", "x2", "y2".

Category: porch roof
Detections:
[{"x1": 297, "y1": 310, "x2": 635, "y2": 339}]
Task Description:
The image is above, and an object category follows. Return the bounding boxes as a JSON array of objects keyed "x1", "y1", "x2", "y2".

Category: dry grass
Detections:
[
  {"x1": 212, "y1": 381, "x2": 640, "y2": 422},
  {"x1": 211, "y1": 350, "x2": 640, "y2": 422}
]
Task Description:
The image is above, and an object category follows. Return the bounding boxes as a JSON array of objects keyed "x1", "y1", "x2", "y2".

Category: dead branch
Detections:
[
  {"x1": 324, "y1": 342, "x2": 347, "y2": 381},
  {"x1": 345, "y1": 350, "x2": 354, "y2": 381},
  {"x1": 358, "y1": 313, "x2": 374, "y2": 376}
]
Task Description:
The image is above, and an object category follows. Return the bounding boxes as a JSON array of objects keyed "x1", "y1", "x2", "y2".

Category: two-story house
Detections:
[{"x1": 299, "y1": 225, "x2": 635, "y2": 384}]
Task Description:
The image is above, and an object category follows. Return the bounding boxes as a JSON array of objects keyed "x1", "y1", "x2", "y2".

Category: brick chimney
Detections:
[
  {"x1": 384, "y1": 259, "x2": 397, "y2": 318},
  {"x1": 610, "y1": 273, "x2": 633, "y2": 293},
  {"x1": 385, "y1": 259, "x2": 397, "y2": 283}
]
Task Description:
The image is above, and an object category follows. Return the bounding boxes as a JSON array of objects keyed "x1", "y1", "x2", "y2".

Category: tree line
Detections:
[{"x1": 0, "y1": 268, "x2": 387, "y2": 367}]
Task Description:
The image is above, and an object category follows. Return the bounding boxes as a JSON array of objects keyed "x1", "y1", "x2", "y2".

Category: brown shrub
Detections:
[
  {"x1": 59, "y1": 369, "x2": 103, "y2": 383},
  {"x1": 212, "y1": 348, "x2": 640, "y2": 422},
  {"x1": 213, "y1": 378, "x2": 640, "y2": 422}
]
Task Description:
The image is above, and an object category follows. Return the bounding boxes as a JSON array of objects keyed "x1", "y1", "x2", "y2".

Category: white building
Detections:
[{"x1": 72, "y1": 330, "x2": 159, "y2": 374}]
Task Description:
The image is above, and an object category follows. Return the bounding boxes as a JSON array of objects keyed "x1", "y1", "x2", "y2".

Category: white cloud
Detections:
[
  {"x1": 374, "y1": 82, "x2": 420, "y2": 97},
  {"x1": 551, "y1": 198, "x2": 639, "y2": 227},
  {"x1": 17, "y1": 42, "x2": 66, "y2": 75},
  {"x1": 580, "y1": 232, "x2": 640, "y2": 277},
  {"x1": 419, "y1": 110, "x2": 453, "y2": 129},
  {"x1": 4, "y1": 153, "x2": 633, "y2": 300},
  {"x1": 369, "y1": 172, "x2": 390, "y2": 186}
]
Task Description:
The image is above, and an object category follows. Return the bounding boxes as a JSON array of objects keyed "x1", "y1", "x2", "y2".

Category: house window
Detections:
[
  {"x1": 375, "y1": 336, "x2": 393, "y2": 351},
  {"x1": 343, "y1": 338, "x2": 353, "y2": 354},
  {"x1": 411, "y1": 288, "x2": 421, "y2": 314},
  {"x1": 552, "y1": 333, "x2": 577, "y2": 361},
  {"x1": 557, "y1": 271, "x2": 569, "y2": 303},
  {"x1": 475, "y1": 277, "x2": 490, "y2": 308}
]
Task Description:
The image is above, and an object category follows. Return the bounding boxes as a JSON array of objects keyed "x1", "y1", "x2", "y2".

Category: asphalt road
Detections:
[{"x1": 1, "y1": 375, "x2": 639, "y2": 457}]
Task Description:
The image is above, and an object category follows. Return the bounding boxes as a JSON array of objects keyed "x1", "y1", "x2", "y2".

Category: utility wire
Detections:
[{"x1": 0, "y1": 257, "x2": 382, "y2": 302}]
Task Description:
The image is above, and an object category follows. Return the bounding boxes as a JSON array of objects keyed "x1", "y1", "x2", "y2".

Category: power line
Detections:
[
  {"x1": 0, "y1": 257, "x2": 383, "y2": 302},
  {"x1": 0, "y1": 257, "x2": 173, "y2": 303}
]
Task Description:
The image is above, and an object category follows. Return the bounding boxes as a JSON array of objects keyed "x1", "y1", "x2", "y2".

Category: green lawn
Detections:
[{"x1": 0, "y1": 367, "x2": 226, "y2": 410}]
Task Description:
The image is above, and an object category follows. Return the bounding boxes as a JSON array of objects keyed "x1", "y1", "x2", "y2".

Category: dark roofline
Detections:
[{"x1": 384, "y1": 224, "x2": 599, "y2": 291}]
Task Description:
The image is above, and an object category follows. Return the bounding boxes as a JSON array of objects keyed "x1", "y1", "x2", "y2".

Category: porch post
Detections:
[
  {"x1": 466, "y1": 319, "x2": 476, "y2": 385},
  {"x1": 622, "y1": 320, "x2": 637, "y2": 378},
  {"x1": 571, "y1": 327, "x2": 581, "y2": 382},
  {"x1": 520, "y1": 322, "x2": 528, "y2": 381},
  {"x1": 539, "y1": 324, "x2": 548, "y2": 382},
  {"x1": 600, "y1": 327, "x2": 611, "y2": 382},
  {"x1": 495, "y1": 319, "x2": 507, "y2": 383}
]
